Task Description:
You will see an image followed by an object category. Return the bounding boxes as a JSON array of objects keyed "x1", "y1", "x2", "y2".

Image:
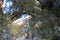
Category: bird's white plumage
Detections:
[{"x1": 12, "y1": 14, "x2": 32, "y2": 27}]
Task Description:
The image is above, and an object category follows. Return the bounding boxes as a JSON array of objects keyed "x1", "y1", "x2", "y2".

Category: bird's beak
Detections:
[{"x1": 26, "y1": 15, "x2": 32, "y2": 20}]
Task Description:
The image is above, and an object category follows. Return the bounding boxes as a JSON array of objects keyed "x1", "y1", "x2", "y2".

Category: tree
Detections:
[{"x1": 0, "y1": 0, "x2": 60, "y2": 40}]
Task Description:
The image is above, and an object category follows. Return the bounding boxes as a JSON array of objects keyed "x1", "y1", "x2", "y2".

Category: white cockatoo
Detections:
[{"x1": 12, "y1": 14, "x2": 32, "y2": 27}]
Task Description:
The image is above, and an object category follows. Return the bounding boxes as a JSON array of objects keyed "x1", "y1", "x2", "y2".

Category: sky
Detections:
[{"x1": 2, "y1": 0, "x2": 19, "y2": 14}]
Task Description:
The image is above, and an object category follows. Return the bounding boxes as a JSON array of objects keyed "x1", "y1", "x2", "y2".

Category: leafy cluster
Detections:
[{"x1": 0, "y1": 0, "x2": 60, "y2": 40}]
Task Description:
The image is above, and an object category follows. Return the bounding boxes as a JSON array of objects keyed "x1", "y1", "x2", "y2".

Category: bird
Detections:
[{"x1": 12, "y1": 14, "x2": 32, "y2": 27}]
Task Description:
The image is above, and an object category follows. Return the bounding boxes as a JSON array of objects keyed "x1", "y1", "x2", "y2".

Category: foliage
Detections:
[{"x1": 0, "y1": 0, "x2": 60, "y2": 40}]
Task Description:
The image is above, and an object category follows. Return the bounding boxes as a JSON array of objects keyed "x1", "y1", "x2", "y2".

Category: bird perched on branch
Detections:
[{"x1": 12, "y1": 14, "x2": 32, "y2": 27}]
